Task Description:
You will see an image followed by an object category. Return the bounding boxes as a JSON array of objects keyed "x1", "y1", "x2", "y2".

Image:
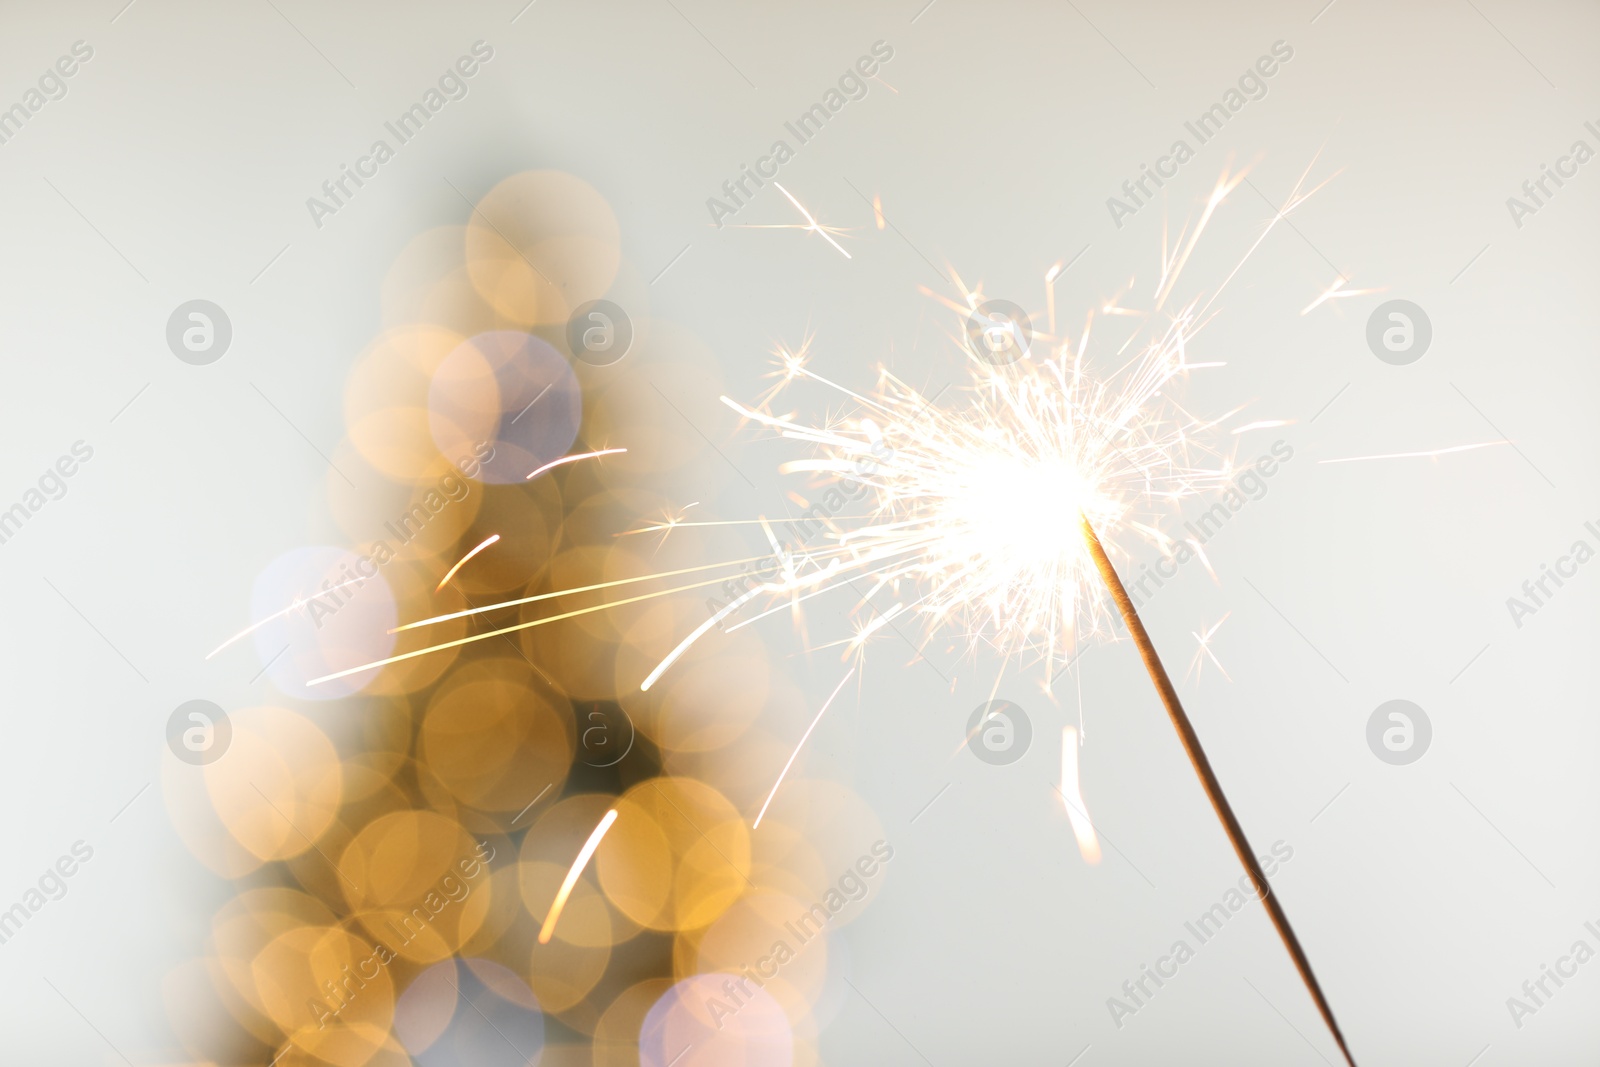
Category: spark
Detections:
[
  {"x1": 313, "y1": 570, "x2": 765, "y2": 684},
  {"x1": 692, "y1": 278, "x2": 1237, "y2": 681},
  {"x1": 872, "y1": 194, "x2": 887, "y2": 230},
  {"x1": 388, "y1": 544, "x2": 867, "y2": 635},
  {"x1": 850, "y1": 603, "x2": 905, "y2": 649},
  {"x1": 526, "y1": 447, "x2": 627, "y2": 481},
  {"x1": 1188, "y1": 614, "x2": 1231, "y2": 682},
  {"x1": 751, "y1": 668, "x2": 856, "y2": 829},
  {"x1": 617, "y1": 514, "x2": 870, "y2": 537},
  {"x1": 1059, "y1": 727, "x2": 1101, "y2": 864},
  {"x1": 617, "y1": 501, "x2": 699, "y2": 544},
  {"x1": 1301, "y1": 275, "x2": 1380, "y2": 316},
  {"x1": 313, "y1": 531, "x2": 928, "y2": 685},
  {"x1": 1231, "y1": 420, "x2": 1290, "y2": 434},
  {"x1": 1045, "y1": 260, "x2": 1064, "y2": 335},
  {"x1": 538, "y1": 808, "x2": 618, "y2": 944},
  {"x1": 772, "y1": 182, "x2": 852, "y2": 259},
  {"x1": 1318, "y1": 440, "x2": 1508, "y2": 464},
  {"x1": 436, "y1": 535, "x2": 499, "y2": 592},
  {"x1": 1187, "y1": 538, "x2": 1219, "y2": 585},
  {"x1": 205, "y1": 575, "x2": 369, "y2": 659}
]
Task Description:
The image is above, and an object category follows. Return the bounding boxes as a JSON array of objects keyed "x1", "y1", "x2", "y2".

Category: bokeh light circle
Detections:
[
  {"x1": 596, "y1": 778, "x2": 749, "y2": 933},
  {"x1": 249, "y1": 546, "x2": 397, "y2": 699},
  {"x1": 640, "y1": 974, "x2": 793, "y2": 1067},
  {"x1": 395, "y1": 957, "x2": 545, "y2": 1067},
  {"x1": 429, "y1": 331, "x2": 581, "y2": 484}
]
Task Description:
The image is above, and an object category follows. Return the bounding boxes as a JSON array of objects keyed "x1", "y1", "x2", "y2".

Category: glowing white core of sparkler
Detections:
[
  {"x1": 714, "y1": 331, "x2": 1226, "y2": 673},
  {"x1": 943, "y1": 456, "x2": 1093, "y2": 569}
]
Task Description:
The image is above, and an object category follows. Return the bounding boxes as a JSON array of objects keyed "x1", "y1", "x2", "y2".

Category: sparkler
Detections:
[{"x1": 694, "y1": 239, "x2": 1358, "y2": 1061}]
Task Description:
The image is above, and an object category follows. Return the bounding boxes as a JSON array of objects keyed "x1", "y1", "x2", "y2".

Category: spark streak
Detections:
[
  {"x1": 538, "y1": 808, "x2": 618, "y2": 945},
  {"x1": 1301, "y1": 275, "x2": 1379, "y2": 315},
  {"x1": 390, "y1": 550, "x2": 810, "y2": 634},
  {"x1": 772, "y1": 182, "x2": 851, "y2": 260},
  {"x1": 526, "y1": 447, "x2": 627, "y2": 481},
  {"x1": 751, "y1": 668, "x2": 856, "y2": 829},
  {"x1": 205, "y1": 576, "x2": 369, "y2": 660},
  {"x1": 1318, "y1": 440, "x2": 1507, "y2": 464},
  {"x1": 435, "y1": 535, "x2": 499, "y2": 592},
  {"x1": 1059, "y1": 727, "x2": 1101, "y2": 864}
]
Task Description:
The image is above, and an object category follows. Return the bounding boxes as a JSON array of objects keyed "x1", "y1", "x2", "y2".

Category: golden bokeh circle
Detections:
[
  {"x1": 251, "y1": 923, "x2": 394, "y2": 1066},
  {"x1": 417, "y1": 656, "x2": 574, "y2": 815},
  {"x1": 211, "y1": 888, "x2": 338, "y2": 1045},
  {"x1": 464, "y1": 170, "x2": 621, "y2": 327},
  {"x1": 344, "y1": 325, "x2": 465, "y2": 482},
  {"x1": 528, "y1": 929, "x2": 612, "y2": 1015},
  {"x1": 693, "y1": 890, "x2": 830, "y2": 1025},
  {"x1": 596, "y1": 777, "x2": 749, "y2": 933},
  {"x1": 744, "y1": 778, "x2": 889, "y2": 930},
  {"x1": 593, "y1": 978, "x2": 672, "y2": 1067},
  {"x1": 204, "y1": 706, "x2": 342, "y2": 865},
  {"x1": 338, "y1": 810, "x2": 492, "y2": 963}
]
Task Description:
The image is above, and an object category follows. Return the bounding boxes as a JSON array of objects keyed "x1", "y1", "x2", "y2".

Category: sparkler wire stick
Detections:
[{"x1": 1079, "y1": 514, "x2": 1357, "y2": 1067}]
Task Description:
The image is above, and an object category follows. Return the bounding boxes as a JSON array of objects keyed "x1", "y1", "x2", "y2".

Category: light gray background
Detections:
[{"x1": 1, "y1": 0, "x2": 1596, "y2": 1063}]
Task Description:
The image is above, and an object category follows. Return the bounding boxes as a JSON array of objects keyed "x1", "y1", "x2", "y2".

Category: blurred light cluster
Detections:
[{"x1": 178, "y1": 171, "x2": 890, "y2": 1066}]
